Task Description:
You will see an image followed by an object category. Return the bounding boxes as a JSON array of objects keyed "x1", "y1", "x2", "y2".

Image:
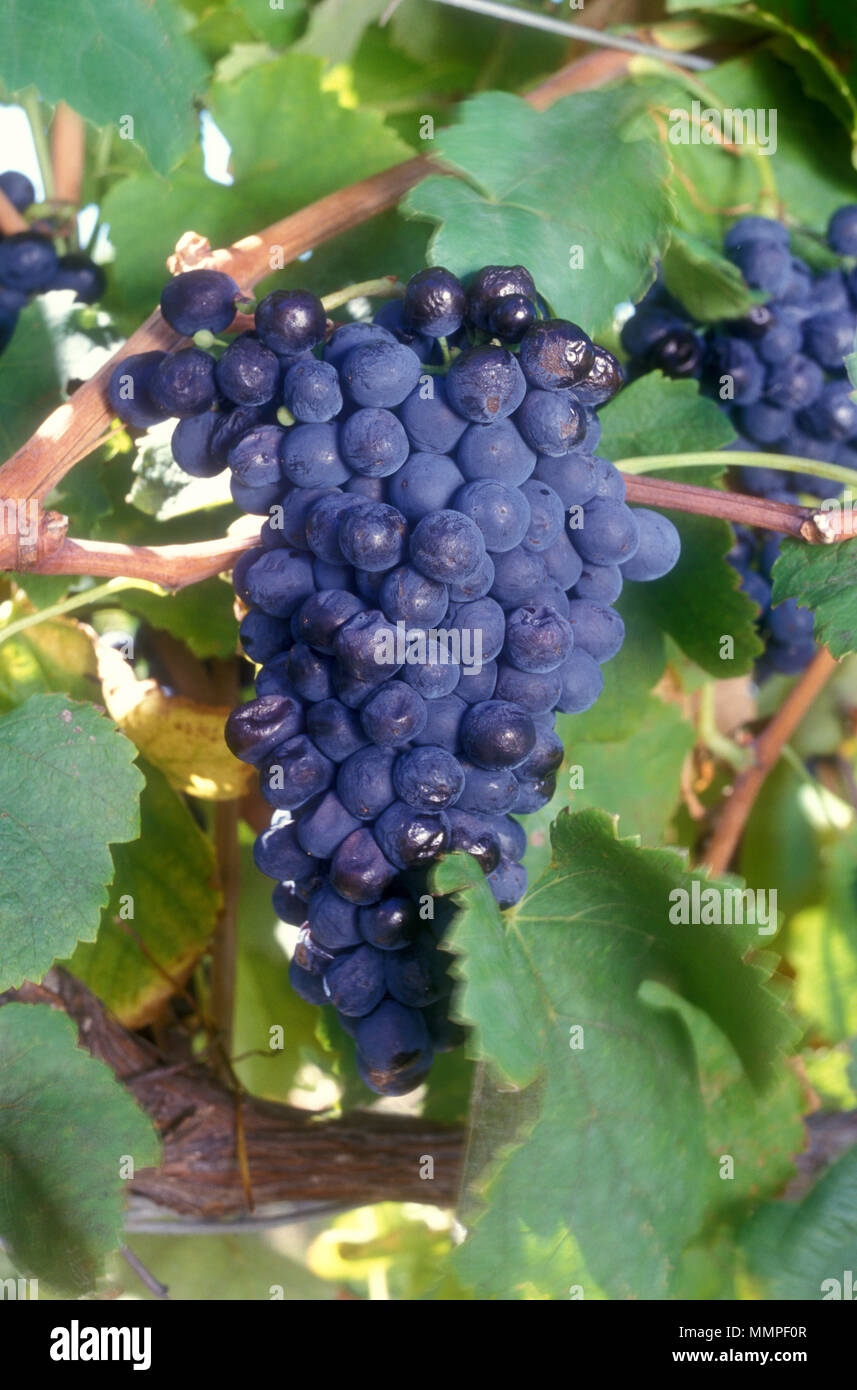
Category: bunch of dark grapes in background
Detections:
[
  {"x1": 0, "y1": 168, "x2": 106, "y2": 355},
  {"x1": 622, "y1": 206, "x2": 857, "y2": 677},
  {"x1": 107, "y1": 261, "x2": 681, "y2": 1096}
]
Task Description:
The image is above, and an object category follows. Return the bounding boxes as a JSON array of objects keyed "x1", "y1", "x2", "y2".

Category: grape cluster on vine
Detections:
[
  {"x1": 0, "y1": 168, "x2": 106, "y2": 355},
  {"x1": 622, "y1": 206, "x2": 857, "y2": 677},
  {"x1": 106, "y1": 261, "x2": 681, "y2": 1095}
]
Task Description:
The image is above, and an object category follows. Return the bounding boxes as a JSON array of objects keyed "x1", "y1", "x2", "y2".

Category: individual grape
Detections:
[
  {"x1": 401, "y1": 648, "x2": 460, "y2": 700},
  {"x1": 215, "y1": 333, "x2": 280, "y2": 406},
  {"x1": 520, "y1": 478, "x2": 565, "y2": 552},
  {"x1": 289, "y1": 959, "x2": 328, "y2": 1006},
  {"x1": 396, "y1": 379, "x2": 468, "y2": 454},
  {"x1": 517, "y1": 724, "x2": 563, "y2": 778},
  {"x1": 339, "y1": 501, "x2": 408, "y2": 571},
  {"x1": 576, "y1": 498, "x2": 640, "y2": 567},
  {"x1": 452, "y1": 480, "x2": 531, "y2": 553},
  {"x1": 813, "y1": 269, "x2": 850, "y2": 313},
  {"x1": 380, "y1": 565, "x2": 448, "y2": 628},
  {"x1": 281, "y1": 422, "x2": 351, "y2": 488},
  {"x1": 255, "y1": 288, "x2": 326, "y2": 355},
  {"x1": 489, "y1": 546, "x2": 547, "y2": 607},
  {"x1": 322, "y1": 945, "x2": 387, "y2": 1016},
  {"x1": 330, "y1": 828, "x2": 397, "y2": 904},
  {"x1": 445, "y1": 346, "x2": 526, "y2": 423},
  {"x1": 411, "y1": 693, "x2": 467, "y2": 751},
  {"x1": 566, "y1": 600, "x2": 625, "y2": 663},
  {"x1": 488, "y1": 294, "x2": 537, "y2": 342},
  {"x1": 445, "y1": 808, "x2": 502, "y2": 873},
  {"x1": 504, "y1": 604, "x2": 573, "y2": 673},
  {"x1": 756, "y1": 309, "x2": 803, "y2": 366},
  {"x1": 261, "y1": 735, "x2": 334, "y2": 809},
  {"x1": 227, "y1": 424, "x2": 286, "y2": 493},
  {"x1": 323, "y1": 320, "x2": 396, "y2": 368},
  {"x1": 0, "y1": 169, "x2": 35, "y2": 211},
  {"x1": 519, "y1": 319, "x2": 595, "y2": 389},
  {"x1": 768, "y1": 637, "x2": 817, "y2": 674},
  {"x1": 737, "y1": 401, "x2": 792, "y2": 446},
  {"x1": 489, "y1": 813, "x2": 528, "y2": 863},
  {"x1": 337, "y1": 746, "x2": 397, "y2": 819},
  {"x1": 171, "y1": 412, "x2": 224, "y2": 477},
  {"x1": 342, "y1": 339, "x2": 421, "y2": 407},
  {"x1": 465, "y1": 264, "x2": 537, "y2": 329},
  {"x1": 387, "y1": 451, "x2": 465, "y2": 521},
  {"x1": 515, "y1": 389, "x2": 586, "y2": 457},
  {"x1": 486, "y1": 858, "x2": 528, "y2": 909},
  {"x1": 456, "y1": 419, "x2": 536, "y2": 485},
  {"x1": 273, "y1": 884, "x2": 309, "y2": 926},
  {"x1": 0, "y1": 233, "x2": 58, "y2": 293},
  {"x1": 307, "y1": 885, "x2": 363, "y2": 952},
  {"x1": 403, "y1": 267, "x2": 466, "y2": 338},
  {"x1": 282, "y1": 358, "x2": 343, "y2": 422},
  {"x1": 646, "y1": 328, "x2": 704, "y2": 380},
  {"x1": 304, "y1": 492, "x2": 358, "y2": 563},
  {"x1": 764, "y1": 355, "x2": 824, "y2": 410},
  {"x1": 703, "y1": 336, "x2": 764, "y2": 405},
  {"x1": 224, "y1": 693, "x2": 304, "y2": 765},
  {"x1": 306, "y1": 699, "x2": 368, "y2": 762},
  {"x1": 827, "y1": 205, "x2": 857, "y2": 256},
  {"x1": 373, "y1": 801, "x2": 450, "y2": 869},
  {"x1": 455, "y1": 759, "x2": 519, "y2": 814},
  {"x1": 243, "y1": 548, "x2": 315, "y2": 617},
  {"x1": 620, "y1": 307, "x2": 683, "y2": 359},
  {"x1": 48, "y1": 252, "x2": 107, "y2": 303},
  {"x1": 210, "y1": 403, "x2": 267, "y2": 463},
  {"x1": 574, "y1": 346, "x2": 625, "y2": 404},
  {"x1": 107, "y1": 351, "x2": 170, "y2": 428},
  {"x1": 727, "y1": 239, "x2": 791, "y2": 295},
  {"x1": 589, "y1": 456, "x2": 627, "y2": 501},
  {"x1": 287, "y1": 643, "x2": 335, "y2": 702},
  {"x1": 239, "y1": 609, "x2": 292, "y2": 664},
  {"x1": 254, "y1": 820, "x2": 319, "y2": 885},
  {"x1": 297, "y1": 791, "x2": 362, "y2": 857},
  {"x1": 619, "y1": 509, "x2": 681, "y2": 581},
  {"x1": 723, "y1": 215, "x2": 789, "y2": 252},
  {"x1": 373, "y1": 299, "x2": 433, "y2": 361},
  {"x1": 455, "y1": 658, "x2": 498, "y2": 704},
  {"x1": 360, "y1": 681, "x2": 427, "y2": 747},
  {"x1": 573, "y1": 563, "x2": 622, "y2": 605},
  {"x1": 493, "y1": 663, "x2": 562, "y2": 715},
  {"x1": 232, "y1": 545, "x2": 267, "y2": 606},
  {"x1": 448, "y1": 552, "x2": 496, "y2": 602},
  {"x1": 410, "y1": 509, "x2": 486, "y2": 583},
  {"x1": 340, "y1": 407, "x2": 409, "y2": 476},
  {"x1": 447, "y1": 596, "x2": 507, "y2": 663},
  {"x1": 513, "y1": 772, "x2": 556, "y2": 813},
  {"x1": 534, "y1": 452, "x2": 599, "y2": 506},
  {"x1": 355, "y1": 999, "x2": 430, "y2": 1074},
  {"x1": 768, "y1": 598, "x2": 814, "y2": 645},
  {"x1": 393, "y1": 745, "x2": 464, "y2": 811},
  {"x1": 530, "y1": 580, "x2": 570, "y2": 619},
  {"x1": 334, "y1": 609, "x2": 401, "y2": 680},
  {"x1": 460, "y1": 700, "x2": 536, "y2": 770},
  {"x1": 803, "y1": 311, "x2": 857, "y2": 370},
  {"x1": 799, "y1": 379, "x2": 857, "y2": 441},
  {"x1": 359, "y1": 897, "x2": 419, "y2": 951},
  {"x1": 295, "y1": 589, "x2": 365, "y2": 652},
  {"x1": 385, "y1": 933, "x2": 447, "y2": 1007},
  {"x1": 160, "y1": 269, "x2": 239, "y2": 335}
]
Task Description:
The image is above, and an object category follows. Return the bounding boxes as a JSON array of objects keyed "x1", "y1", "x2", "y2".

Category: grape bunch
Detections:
[
  {"x1": 107, "y1": 261, "x2": 681, "y2": 1095},
  {"x1": 0, "y1": 168, "x2": 106, "y2": 356},
  {"x1": 621, "y1": 207, "x2": 857, "y2": 676}
]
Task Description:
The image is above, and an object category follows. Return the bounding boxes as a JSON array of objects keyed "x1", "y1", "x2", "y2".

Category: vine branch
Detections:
[{"x1": 703, "y1": 646, "x2": 840, "y2": 875}]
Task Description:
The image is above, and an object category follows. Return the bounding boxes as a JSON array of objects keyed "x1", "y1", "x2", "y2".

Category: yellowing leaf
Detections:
[{"x1": 97, "y1": 644, "x2": 251, "y2": 801}]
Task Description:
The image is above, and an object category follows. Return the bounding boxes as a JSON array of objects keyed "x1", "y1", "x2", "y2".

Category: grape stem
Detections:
[
  {"x1": 703, "y1": 647, "x2": 839, "y2": 875},
  {"x1": 321, "y1": 276, "x2": 404, "y2": 313},
  {"x1": 0, "y1": 576, "x2": 167, "y2": 647},
  {"x1": 618, "y1": 449, "x2": 857, "y2": 492}
]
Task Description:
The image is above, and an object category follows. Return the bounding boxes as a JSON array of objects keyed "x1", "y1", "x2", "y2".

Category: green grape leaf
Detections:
[
  {"x1": 0, "y1": 694, "x2": 143, "y2": 991},
  {"x1": 662, "y1": 228, "x2": 764, "y2": 322},
  {"x1": 436, "y1": 810, "x2": 795, "y2": 1298},
  {"x1": 564, "y1": 696, "x2": 695, "y2": 843},
  {"x1": 739, "y1": 761, "x2": 824, "y2": 921},
  {"x1": 0, "y1": 1003, "x2": 159, "y2": 1293},
  {"x1": 0, "y1": 301, "x2": 62, "y2": 458},
  {"x1": 65, "y1": 763, "x2": 220, "y2": 1027},
  {"x1": 0, "y1": 612, "x2": 98, "y2": 715},
  {"x1": 401, "y1": 87, "x2": 673, "y2": 338},
  {"x1": 102, "y1": 53, "x2": 415, "y2": 329},
  {"x1": 293, "y1": 0, "x2": 387, "y2": 64},
  {"x1": 740, "y1": 1145, "x2": 857, "y2": 1300},
  {"x1": 600, "y1": 374, "x2": 760, "y2": 675},
  {"x1": 121, "y1": 579, "x2": 238, "y2": 661},
  {"x1": 0, "y1": 0, "x2": 209, "y2": 173},
  {"x1": 127, "y1": 425, "x2": 233, "y2": 521},
  {"x1": 789, "y1": 833, "x2": 857, "y2": 1043},
  {"x1": 632, "y1": 52, "x2": 857, "y2": 245},
  {"x1": 599, "y1": 371, "x2": 735, "y2": 460},
  {"x1": 771, "y1": 537, "x2": 857, "y2": 658}
]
